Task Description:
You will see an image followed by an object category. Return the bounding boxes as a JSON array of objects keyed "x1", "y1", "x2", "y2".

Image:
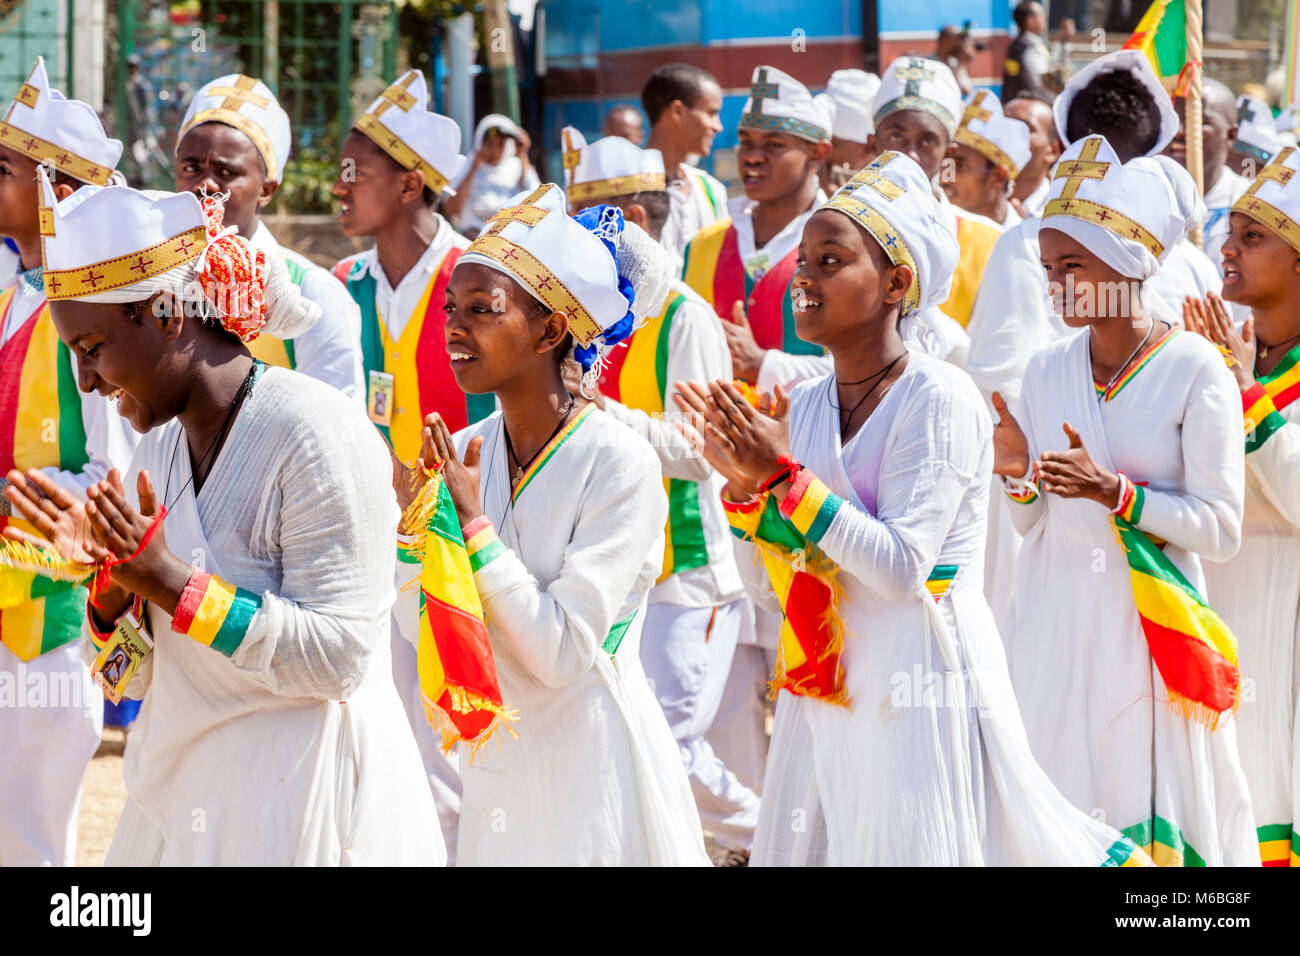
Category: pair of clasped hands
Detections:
[
  {"x1": 3, "y1": 468, "x2": 171, "y2": 604},
  {"x1": 989, "y1": 394, "x2": 1120, "y2": 506},
  {"x1": 416, "y1": 379, "x2": 796, "y2": 516}
]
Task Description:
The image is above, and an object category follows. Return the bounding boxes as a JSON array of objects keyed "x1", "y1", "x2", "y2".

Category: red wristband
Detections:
[{"x1": 760, "y1": 455, "x2": 801, "y2": 492}]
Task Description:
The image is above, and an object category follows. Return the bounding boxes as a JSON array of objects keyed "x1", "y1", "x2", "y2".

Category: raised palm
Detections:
[{"x1": 991, "y1": 391, "x2": 1030, "y2": 477}]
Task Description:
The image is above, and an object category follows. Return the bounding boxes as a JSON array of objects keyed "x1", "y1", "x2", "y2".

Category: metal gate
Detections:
[
  {"x1": 0, "y1": 0, "x2": 73, "y2": 98},
  {"x1": 117, "y1": 0, "x2": 398, "y2": 206}
]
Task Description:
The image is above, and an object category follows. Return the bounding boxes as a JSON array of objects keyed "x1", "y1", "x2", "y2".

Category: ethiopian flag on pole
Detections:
[
  {"x1": 402, "y1": 467, "x2": 516, "y2": 756},
  {"x1": 1122, "y1": 0, "x2": 1195, "y2": 95}
]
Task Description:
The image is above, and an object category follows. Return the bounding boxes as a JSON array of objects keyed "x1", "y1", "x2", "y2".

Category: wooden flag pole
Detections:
[{"x1": 1185, "y1": 0, "x2": 1204, "y2": 248}]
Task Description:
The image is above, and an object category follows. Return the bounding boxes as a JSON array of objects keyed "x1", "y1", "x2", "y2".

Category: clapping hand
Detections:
[
  {"x1": 672, "y1": 379, "x2": 790, "y2": 499},
  {"x1": 1183, "y1": 294, "x2": 1254, "y2": 391},
  {"x1": 1036, "y1": 423, "x2": 1121, "y2": 507},
  {"x1": 420, "y1": 413, "x2": 484, "y2": 526}
]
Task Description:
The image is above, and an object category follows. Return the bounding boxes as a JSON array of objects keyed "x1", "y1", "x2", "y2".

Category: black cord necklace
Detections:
[
  {"x1": 828, "y1": 351, "x2": 906, "y2": 441},
  {"x1": 1258, "y1": 331, "x2": 1300, "y2": 360},
  {"x1": 164, "y1": 362, "x2": 257, "y2": 509},
  {"x1": 503, "y1": 395, "x2": 576, "y2": 489}
]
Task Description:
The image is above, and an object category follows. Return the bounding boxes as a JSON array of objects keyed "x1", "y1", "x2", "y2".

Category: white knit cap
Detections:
[
  {"x1": 1052, "y1": 49, "x2": 1179, "y2": 155},
  {"x1": 0, "y1": 56, "x2": 122, "y2": 185},
  {"x1": 1041, "y1": 134, "x2": 1184, "y2": 280},
  {"x1": 955, "y1": 90, "x2": 1032, "y2": 178},
  {"x1": 814, "y1": 69, "x2": 880, "y2": 143},
  {"x1": 1231, "y1": 145, "x2": 1300, "y2": 253},
  {"x1": 820, "y1": 151, "x2": 959, "y2": 316},
  {"x1": 356, "y1": 70, "x2": 466, "y2": 195},
  {"x1": 738, "y1": 65, "x2": 832, "y2": 144},
  {"x1": 873, "y1": 56, "x2": 964, "y2": 139},
  {"x1": 178, "y1": 74, "x2": 292, "y2": 182},
  {"x1": 561, "y1": 126, "x2": 665, "y2": 204}
]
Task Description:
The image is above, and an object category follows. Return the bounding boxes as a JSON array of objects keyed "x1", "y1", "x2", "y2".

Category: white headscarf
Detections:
[{"x1": 1040, "y1": 135, "x2": 1185, "y2": 280}]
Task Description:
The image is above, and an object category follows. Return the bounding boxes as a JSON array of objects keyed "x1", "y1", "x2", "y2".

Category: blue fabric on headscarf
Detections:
[{"x1": 570, "y1": 204, "x2": 637, "y2": 371}]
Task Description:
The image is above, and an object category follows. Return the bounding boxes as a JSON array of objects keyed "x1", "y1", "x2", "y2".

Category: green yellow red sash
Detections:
[{"x1": 0, "y1": 286, "x2": 90, "y2": 660}]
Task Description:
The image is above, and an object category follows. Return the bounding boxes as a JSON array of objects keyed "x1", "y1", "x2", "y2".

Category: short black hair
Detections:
[
  {"x1": 1013, "y1": 1, "x2": 1039, "y2": 30},
  {"x1": 611, "y1": 189, "x2": 671, "y2": 237},
  {"x1": 1065, "y1": 68, "x2": 1162, "y2": 161},
  {"x1": 1012, "y1": 89, "x2": 1055, "y2": 107},
  {"x1": 641, "y1": 63, "x2": 718, "y2": 125}
]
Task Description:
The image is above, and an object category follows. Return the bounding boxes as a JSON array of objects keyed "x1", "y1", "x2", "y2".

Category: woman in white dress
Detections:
[
  {"x1": 1183, "y1": 144, "x2": 1300, "y2": 867},
  {"x1": 674, "y1": 153, "x2": 1150, "y2": 866},
  {"x1": 417, "y1": 183, "x2": 708, "y2": 865},
  {"x1": 993, "y1": 135, "x2": 1257, "y2": 865},
  {"x1": 4, "y1": 175, "x2": 442, "y2": 865}
]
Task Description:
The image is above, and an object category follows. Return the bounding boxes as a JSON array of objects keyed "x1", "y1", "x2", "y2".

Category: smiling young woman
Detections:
[
  {"x1": 676, "y1": 151, "x2": 1148, "y2": 867},
  {"x1": 994, "y1": 135, "x2": 1255, "y2": 866},
  {"x1": 3, "y1": 172, "x2": 443, "y2": 866},
  {"x1": 413, "y1": 184, "x2": 708, "y2": 866},
  {"x1": 1183, "y1": 145, "x2": 1300, "y2": 867}
]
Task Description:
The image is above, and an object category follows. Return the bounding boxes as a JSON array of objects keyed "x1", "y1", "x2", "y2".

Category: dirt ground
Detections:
[{"x1": 75, "y1": 727, "x2": 128, "y2": 867}]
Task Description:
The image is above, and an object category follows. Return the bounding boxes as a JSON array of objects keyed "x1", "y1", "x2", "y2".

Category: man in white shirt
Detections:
[
  {"x1": 1163, "y1": 77, "x2": 1248, "y2": 271},
  {"x1": 175, "y1": 74, "x2": 364, "y2": 401},
  {"x1": 944, "y1": 90, "x2": 1032, "y2": 231},
  {"x1": 1005, "y1": 92, "x2": 1061, "y2": 218},
  {"x1": 642, "y1": 63, "x2": 728, "y2": 268}
]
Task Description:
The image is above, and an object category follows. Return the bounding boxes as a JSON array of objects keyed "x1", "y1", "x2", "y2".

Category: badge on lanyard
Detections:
[
  {"x1": 368, "y1": 370, "x2": 396, "y2": 427},
  {"x1": 92, "y1": 607, "x2": 153, "y2": 705}
]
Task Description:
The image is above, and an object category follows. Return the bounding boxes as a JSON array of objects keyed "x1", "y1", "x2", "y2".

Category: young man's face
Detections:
[
  {"x1": 737, "y1": 128, "x2": 821, "y2": 202},
  {"x1": 173, "y1": 121, "x2": 274, "y2": 240},
  {"x1": 943, "y1": 142, "x2": 1003, "y2": 216},
  {"x1": 869, "y1": 110, "x2": 950, "y2": 181},
  {"x1": 0, "y1": 143, "x2": 42, "y2": 243},
  {"x1": 828, "y1": 137, "x2": 876, "y2": 173},
  {"x1": 333, "y1": 130, "x2": 410, "y2": 238},
  {"x1": 1165, "y1": 96, "x2": 1235, "y2": 181},
  {"x1": 677, "y1": 80, "x2": 723, "y2": 157}
]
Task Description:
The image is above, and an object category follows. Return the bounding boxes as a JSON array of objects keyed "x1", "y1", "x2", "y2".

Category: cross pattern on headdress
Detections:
[
  {"x1": 895, "y1": 59, "x2": 935, "y2": 99},
  {"x1": 962, "y1": 91, "x2": 993, "y2": 126},
  {"x1": 370, "y1": 72, "x2": 419, "y2": 118},
  {"x1": 1237, "y1": 101, "x2": 1256, "y2": 125},
  {"x1": 1052, "y1": 137, "x2": 1109, "y2": 212},
  {"x1": 1240, "y1": 147, "x2": 1296, "y2": 205},
  {"x1": 479, "y1": 185, "x2": 552, "y2": 243},
  {"x1": 749, "y1": 69, "x2": 780, "y2": 116},
  {"x1": 845, "y1": 153, "x2": 905, "y2": 202},
  {"x1": 562, "y1": 128, "x2": 581, "y2": 182},
  {"x1": 207, "y1": 75, "x2": 270, "y2": 115}
]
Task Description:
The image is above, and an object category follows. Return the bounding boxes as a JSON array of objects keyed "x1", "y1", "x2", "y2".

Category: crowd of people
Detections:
[{"x1": 0, "y1": 20, "x2": 1297, "y2": 867}]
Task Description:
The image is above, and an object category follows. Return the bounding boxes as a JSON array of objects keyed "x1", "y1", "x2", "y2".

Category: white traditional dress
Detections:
[
  {"x1": 1203, "y1": 346, "x2": 1300, "y2": 866},
  {"x1": 661, "y1": 164, "x2": 729, "y2": 270},
  {"x1": 451, "y1": 405, "x2": 709, "y2": 865},
  {"x1": 597, "y1": 280, "x2": 758, "y2": 848},
  {"x1": 749, "y1": 353, "x2": 1144, "y2": 865},
  {"x1": 99, "y1": 367, "x2": 442, "y2": 865},
  {"x1": 1003, "y1": 329, "x2": 1258, "y2": 865},
  {"x1": 964, "y1": 216, "x2": 1070, "y2": 628}
]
